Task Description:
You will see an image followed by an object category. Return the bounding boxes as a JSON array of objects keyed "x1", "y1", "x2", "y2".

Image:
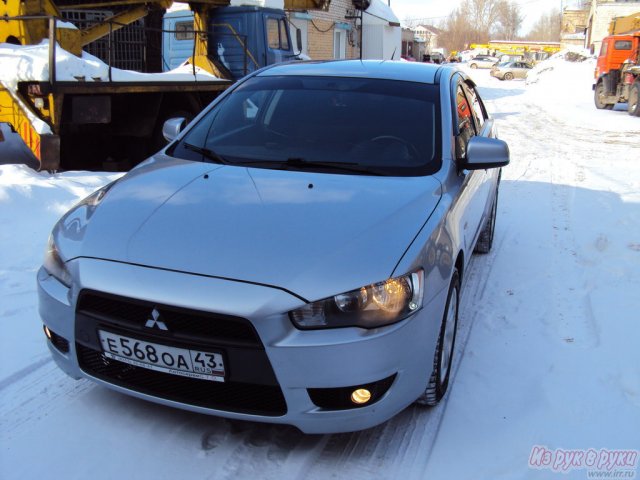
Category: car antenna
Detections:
[{"x1": 390, "y1": 47, "x2": 397, "y2": 61}]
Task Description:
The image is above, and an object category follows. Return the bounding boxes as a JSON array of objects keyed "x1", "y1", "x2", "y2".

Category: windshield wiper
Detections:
[
  {"x1": 236, "y1": 157, "x2": 385, "y2": 176},
  {"x1": 183, "y1": 143, "x2": 230, "y2": 165}
]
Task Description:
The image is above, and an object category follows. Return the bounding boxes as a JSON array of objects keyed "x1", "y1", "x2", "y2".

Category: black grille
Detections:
[
  {"x1": 61, "y1": 9, "x2": 147, "y2": 72},
  {"x1": 308, "y1": 375, "x2": 396, "y2": 410},
  {"x1": 77, "y1": 291, "x2": 261, "y2": 347},
  {"x1": 77, "y1": 344, "x2": 287, "y2": 416},
  {"x1": 46, "y1": 327, "x2": 70, "y2": 353}
]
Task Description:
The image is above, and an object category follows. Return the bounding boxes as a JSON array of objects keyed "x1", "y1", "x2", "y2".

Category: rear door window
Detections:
[
  {"x1": 465, "y1": 84, "x2": 486, "y2": 131},
  {"x1": 455, "y1": 85, "x2": 476, "y2": 158}
]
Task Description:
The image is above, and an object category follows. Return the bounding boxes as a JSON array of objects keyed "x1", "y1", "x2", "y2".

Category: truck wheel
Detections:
[
  {"x1": 416, "y1": 269, "x2": 460, "y2": 406},
  {"x1": 628, "y1": 81, "x2": 640, "y2": 117},
  {"x1": 504, "y1": 72, "x2": 514, "y2": 80},
  {"x1": 594, "y1": 81, "x2": 613, "y2": 110}
]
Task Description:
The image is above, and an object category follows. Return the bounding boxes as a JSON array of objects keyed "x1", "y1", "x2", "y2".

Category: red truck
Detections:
[{"x1": 593, "y1": 31, "x2": 640, "y2": 116}]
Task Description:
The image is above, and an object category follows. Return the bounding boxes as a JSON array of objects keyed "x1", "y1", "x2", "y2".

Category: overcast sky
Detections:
[{"x1": 389, "y1": 0, "x2": 577, "y2": 34}]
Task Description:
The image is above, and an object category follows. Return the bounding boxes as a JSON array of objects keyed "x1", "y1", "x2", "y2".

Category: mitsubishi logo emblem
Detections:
[{"x1": 145, "y1": 308, "x2": 168, "y2": 330}]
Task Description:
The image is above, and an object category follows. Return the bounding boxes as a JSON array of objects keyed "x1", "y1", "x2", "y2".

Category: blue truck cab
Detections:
[{"x1": 162, "y1": 7, "x2": 300, "y2": 80}]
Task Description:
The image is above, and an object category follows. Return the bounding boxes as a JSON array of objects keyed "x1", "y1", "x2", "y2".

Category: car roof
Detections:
[{"x1": 257, "y1": 60, "x2": 452, "y2": 85}]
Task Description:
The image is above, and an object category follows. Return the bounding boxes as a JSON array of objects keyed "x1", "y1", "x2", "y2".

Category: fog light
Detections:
[
  {"x1": 43, "y1": 325, "x2": 52, "y2": 340},
  {"x1": 351, "y1": 388, "x2": 372, "y2": 405}
]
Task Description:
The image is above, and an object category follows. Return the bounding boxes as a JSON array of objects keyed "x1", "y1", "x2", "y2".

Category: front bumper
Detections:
[{"x1": 38, "y1": 258, "x2": 446, "y2": 434}]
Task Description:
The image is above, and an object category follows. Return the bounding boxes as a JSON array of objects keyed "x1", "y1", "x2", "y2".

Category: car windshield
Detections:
[{"x1": 170, "y1": 75, "x2": 441, "y2": 177}]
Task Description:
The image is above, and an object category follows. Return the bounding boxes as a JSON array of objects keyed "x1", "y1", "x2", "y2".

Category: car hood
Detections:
[{"x1": 63, "y1": 156, "x2": 442, "y2": 301}]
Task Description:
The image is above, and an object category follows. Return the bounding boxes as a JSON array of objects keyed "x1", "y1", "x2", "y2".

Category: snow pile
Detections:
[
  {"x1": 230, "y1": 0, "x2": 284, "y2": 7},
  {"x1": 169, "y1": 0, "x2": 285, "y2": 9},
  {"x1": 549, "y1": 46, "x2": 594, "y2": 61},
  {"x1": 527, "y1": 50, "x2": 594, "y2": 85},
  {"x1": 0, "y1": 40, "x2": 221, "y2": 91},
  {"x1": 521, "y1": 56, "x2": 637, "y2": 131}
]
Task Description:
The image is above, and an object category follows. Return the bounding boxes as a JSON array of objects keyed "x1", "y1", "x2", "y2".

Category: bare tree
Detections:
[
  {"x1": 438, "y1": 8, "x2": 476, "y2": 52},
  {"x1": 525, "y1": 8, "x2": 561, "y2": 41},
  {"x1": 494, "y1": 1, "x2": 524, "y2": 40},
  {"x1": 465, "y1": 0, "x2": 504, "y2": 34},
  {"x1": 437, "y1": 0, "x2": 523, "y2": 52},
  {"x1": 402, "y1": 16, "x2": 419, "y2": 29}
]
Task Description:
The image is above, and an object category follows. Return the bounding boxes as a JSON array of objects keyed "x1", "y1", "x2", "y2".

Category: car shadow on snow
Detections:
[
  {"x1": 476, "y1": 85, "x2": 527, "y2": 102},
  {"x1": 490, "y1": 111, "x2": 521, "y2": 121},
  {"x1": 0, "y1": 123, "x2": 39, "y2": 169},
  {"x1": 83, "y1": 374, "x2": 446, "y2": 469}
]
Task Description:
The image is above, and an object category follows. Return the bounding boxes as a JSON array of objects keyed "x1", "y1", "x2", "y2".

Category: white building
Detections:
[
  {"x1": 586, "y1": 0, "x2": 640, "y2": 53},
  {"x1": 361, "y1": 0, "x2": 402, "y2": 60}
]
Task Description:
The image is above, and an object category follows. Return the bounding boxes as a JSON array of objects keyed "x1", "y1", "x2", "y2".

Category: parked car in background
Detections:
[
  {"x1": 498, "y1": 54, "x2": 525, "y2": 63},
  {"x1": 38, "y1": 60, "x2": 509, "y2": 434},
  {"x1": 468, "y1": 55, "x2": 500, "y2": 69},
  {"x1": 490, "y1": 61, "x2": 533, "y2": 80}
]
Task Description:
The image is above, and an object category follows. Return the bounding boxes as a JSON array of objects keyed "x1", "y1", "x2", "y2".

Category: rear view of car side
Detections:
[
  {"x1": 468, "y1": 55, "x2": 500, "y2": 69},
  {"x1": 490, "y1": 61, "x2": 533, "y2": 80},
  {"x1": 38, "y1": 61, "x2": 508, "y2": 434}
]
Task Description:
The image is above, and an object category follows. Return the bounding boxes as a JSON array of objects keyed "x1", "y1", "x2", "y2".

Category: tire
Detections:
[
  {"x1": 470, "y1": 63, "x2": 478, "y2": 69},
  {"x1": 594, "y1": 81, "x2": 614, "y2": 110},
  {"x1": 416, "y1": 269, "x2": 460, "y2": 406},
  {"x1": 628, "y1": 81, "x2": 640, "y2": 117},
  {"x1": 474, "y1": 185, "x2": 498, "y2": 254},
  {"x1": 504, "y1": 72, "x2": 514, "y2": 81}
]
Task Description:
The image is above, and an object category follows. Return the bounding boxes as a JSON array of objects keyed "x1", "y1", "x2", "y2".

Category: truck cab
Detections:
[
  {"x1": 162, "y1": 6, "x2": 301, "y2": 80},
  {"x1": 593, "y1": 32, "x2": 640, "y2": 115},
  {"x1": 595, "y1": 34, "x2": 639, "y2": 81}
]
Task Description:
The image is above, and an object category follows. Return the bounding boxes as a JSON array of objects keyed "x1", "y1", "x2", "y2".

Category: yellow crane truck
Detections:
[{"x1": 0, "y1": 0, "x2": 329, "y2": 170}]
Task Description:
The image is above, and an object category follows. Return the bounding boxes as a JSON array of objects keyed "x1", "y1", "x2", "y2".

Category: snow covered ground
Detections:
[
  {"x1": 1, "y1": 59, "x2": 639, "y2": 479},
  {"x1": 0, "y1": 40, "x2": 221, "y2": 90}
]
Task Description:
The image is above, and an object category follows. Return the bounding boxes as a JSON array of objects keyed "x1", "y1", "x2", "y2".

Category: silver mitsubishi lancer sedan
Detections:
[{"x1": 38, "y1": 60, "x2": 509, "y2": 434}]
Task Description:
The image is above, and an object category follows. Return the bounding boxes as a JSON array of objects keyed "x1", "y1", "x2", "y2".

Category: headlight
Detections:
[
  {"x1": 75, "y1": 181, "x2": 115, "y2": 208},
  {"x1": 43, "y1": 235, "x2": 72, "y2": 287},
  {"x1": 290, "y1": 270, "x2": 424, "y2": 330},
  {"x1": 42, "y1": 181, "x2": 117, "y2": 288}
]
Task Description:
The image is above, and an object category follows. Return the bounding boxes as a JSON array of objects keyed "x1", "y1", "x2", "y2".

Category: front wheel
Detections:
[
  {"x1": 594, "y1": 81, "x2": 614, "y2": 110},
  {"x1": 416, "y1": 270, "x2": 460, "y2": 406},
  {"x1": 628, "y1": 81, "x2": 640, "y2": 117},
  {"x1": 470, "y1": 63, "x2": 478, "y2": 69},
  {"x1": 504, "y1": 72, "x2": 514, "y2": 81}
]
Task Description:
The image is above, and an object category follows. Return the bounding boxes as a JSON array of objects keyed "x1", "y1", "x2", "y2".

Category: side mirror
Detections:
[
  {"x1": 162, "y1": 117, "x2": 186, "y2": 143},
  {"x1": 463, "y1": 136, "x2": 510, "y2": 170},
  {"x1": 296, "y1": 28, "x2": 302, "y2": 55}
]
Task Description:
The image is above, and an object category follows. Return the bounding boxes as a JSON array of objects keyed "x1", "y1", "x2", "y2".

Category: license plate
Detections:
[{"x1": 98, "y1": 330, "x2": 225, "y2": 382}]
